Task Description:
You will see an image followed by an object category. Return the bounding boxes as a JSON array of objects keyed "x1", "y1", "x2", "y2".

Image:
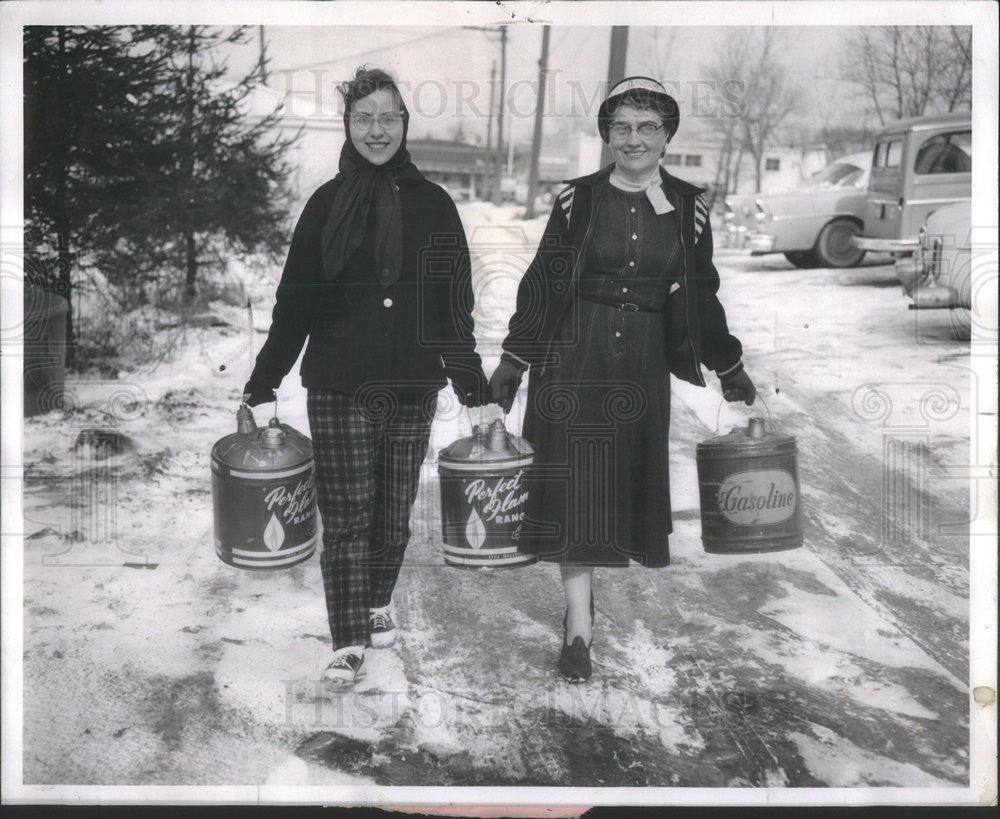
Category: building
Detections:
[
  {"x1": 406, "y1": 140, "x2": 492, "y2": 201},
  {"x1": 247, "y1": 83, "x2": 346, "y2": 209},
  {"x1": 567, "y1": 131, "x2": 831, "y2": 201},
  {"x1": 247, "y1": 85, "x2": 493, "y2": 206}
]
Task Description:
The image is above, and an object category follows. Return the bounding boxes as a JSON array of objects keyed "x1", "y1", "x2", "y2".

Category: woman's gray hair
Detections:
[{"x1": 598, "y1": 87, "x2": 680, "y2": 143}]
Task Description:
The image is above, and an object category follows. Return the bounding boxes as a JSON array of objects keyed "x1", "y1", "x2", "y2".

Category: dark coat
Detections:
[
  {"x1": 248, "y1": 176, "x2": 483, "y2": 397},
  {"x1": 500, "y1": 164, "x2": 743, "y2": 386}
]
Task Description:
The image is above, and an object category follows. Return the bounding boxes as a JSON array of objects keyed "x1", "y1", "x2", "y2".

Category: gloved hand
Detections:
[
  {"x1": 242, "y1": 381, "x2": 276, "y2": 408},
  {"x1": 489, "y1": 360, "x2": 524, "y2": 413},
  {"x1": 452, "y1": 368, "x2": 489, "y2": 408},
  {"x1": 720, "y1": 367, "x2": 757, "y2": 406}
]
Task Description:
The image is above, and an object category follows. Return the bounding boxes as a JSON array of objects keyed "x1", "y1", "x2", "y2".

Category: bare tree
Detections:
[
  {"x1": 841, "y1": 26, "x2": 972, "y2": 125},
  {"x1": 703, "y1": 29, "x2": 799, "y2": 194},
  {"x1": 634, "y1": 27, "x2": 679, "y2": 81},
  {"x1": 702, "y1": 33, "x2": 749, "y2": 199}
]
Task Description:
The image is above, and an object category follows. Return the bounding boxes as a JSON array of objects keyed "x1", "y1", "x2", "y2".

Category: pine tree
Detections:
[
  {"x1": 24, "y1": 25, "x2": 169, "y2": 365},
  {"x1": 132, "y1": 25, "x2": 298, "y2": 303},
  {"x1": 24, "y1": 25, "x2": 300, "y2": 368}
]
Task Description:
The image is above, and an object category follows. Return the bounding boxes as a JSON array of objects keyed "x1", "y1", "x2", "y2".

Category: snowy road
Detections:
[{"x1": 18, "y1": 209, "x2": 974, "y2": 792}]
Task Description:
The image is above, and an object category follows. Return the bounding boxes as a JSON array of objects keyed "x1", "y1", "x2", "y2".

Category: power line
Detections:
[{"x1": 274, "y1": 28, "x2": 456, "y2": 73}]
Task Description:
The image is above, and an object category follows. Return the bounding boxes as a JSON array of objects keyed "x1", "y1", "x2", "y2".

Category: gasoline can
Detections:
[
  {"x1": 696, "y1": 417, "x2": 803, "y2": 554},
  {"x1": 438, "y1": 419, "x2": 537, "y2": 568},
  {"x1": 211, "y1": 404, "x2": 318, "y2": 570}
]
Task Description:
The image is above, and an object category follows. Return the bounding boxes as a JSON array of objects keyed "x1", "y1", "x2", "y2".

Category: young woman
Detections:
[
  {"x1": 490, "y1": 76, "x2": 756, "y2": 682},
  {"x1": 244, "y1": 66, "x2": 486, "y2": 687}
]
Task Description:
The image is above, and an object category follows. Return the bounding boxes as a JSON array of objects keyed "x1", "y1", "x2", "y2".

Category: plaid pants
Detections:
[{"x1": 307, "y1": 390, "x2": 434, "y2": 650}]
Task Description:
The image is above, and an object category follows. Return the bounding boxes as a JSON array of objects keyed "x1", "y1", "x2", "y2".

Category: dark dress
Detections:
[{"x1": 520, "y1": 184, "x2": 682, "y2": 568}]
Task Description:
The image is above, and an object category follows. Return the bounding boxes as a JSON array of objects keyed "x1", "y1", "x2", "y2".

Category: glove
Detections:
[
  {"x1": 452, "y1": 368, "x2": 489, "y2": 408},
  {"x1": 242, "y1": 381, "x2": 276, "y2": 408},
  {"x1": 489, "y1": 360, "x2": 524, "y2": 413},
  {"x1": 720, "y1": 367, "x2": 757, "y2": 406}
]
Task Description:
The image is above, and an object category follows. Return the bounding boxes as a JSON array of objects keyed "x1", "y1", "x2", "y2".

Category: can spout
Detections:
[
  {"x1": 237, "y1": 404, "x2": 258, "y2": 435},
  {"x1": 487, "y1": 419, "x2": 508, "y2": 451},
  {"x1": 747, "y1": 417, "x2": 766, "y2": 439}
]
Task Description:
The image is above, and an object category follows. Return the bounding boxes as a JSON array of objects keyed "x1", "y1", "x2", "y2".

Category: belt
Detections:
[{"x1": 578, "y1": 292, "x2": 661, "y2": 313}]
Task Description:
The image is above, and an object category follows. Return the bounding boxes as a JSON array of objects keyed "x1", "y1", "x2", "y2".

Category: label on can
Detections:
[
  {"x1": 213, "y1": 466, "x2": 317, "y2": 567},
  {"x1": 261, "y1": 474, "x2": 316, "y2": 549},
  {"x1": 717, "y1": 469, "x2": 797, "y2": 526},
  {"x1": 463, "y1": 469, "x2": 527, "y2": 548},
  {"x1": 440, "y1": 467, "x2": 530, "y2": 552}
]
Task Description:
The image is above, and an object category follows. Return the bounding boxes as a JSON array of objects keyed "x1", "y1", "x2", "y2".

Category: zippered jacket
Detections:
[{"x1": 500, "y1": 164, "x2": 743, "y2": 386}]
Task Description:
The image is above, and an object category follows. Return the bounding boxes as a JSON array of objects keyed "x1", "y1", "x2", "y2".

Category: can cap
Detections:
[
  {"x1": 438, "y1": 420, "x2": 533, "y2": 470},
  {"x1": 212, "y1": 410, "x2": 313, "y2": 470},
  {"x1": 260, "y1": 427, "x2": 287, "y2": 449}
]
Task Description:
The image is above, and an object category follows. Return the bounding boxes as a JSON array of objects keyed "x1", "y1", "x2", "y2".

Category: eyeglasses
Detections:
[
  {"x1": 349, "y1": 112, "x2": 404, "y2": 131},
  {"x1": 608, "y1": 121, "x2": 664, "y2": 140}
]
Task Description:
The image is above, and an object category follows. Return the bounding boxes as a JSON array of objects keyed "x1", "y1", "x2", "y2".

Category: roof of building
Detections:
[{"x1": 408, "y1": 139, "x2": 492, "y2": 172}]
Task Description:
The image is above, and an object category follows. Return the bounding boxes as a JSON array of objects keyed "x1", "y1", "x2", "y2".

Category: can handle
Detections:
[{"x1": 715, "y1": 390, "x2": 775, "y2": 435}]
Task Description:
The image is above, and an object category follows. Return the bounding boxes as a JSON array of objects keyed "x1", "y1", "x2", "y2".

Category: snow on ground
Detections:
[{"x1": 17, "y1": 204, "x2": 973, "y2": 791}]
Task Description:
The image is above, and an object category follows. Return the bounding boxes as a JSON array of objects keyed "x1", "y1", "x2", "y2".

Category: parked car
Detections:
[
  {"x1": 897, "y1": 201, "x2": 973, "y2": 340},
  {"x1": 853, "y1": 112, "x2": 971, "y2": 256},
  {"x1": 724, "y1": 153, "x2": 871, "y2": 268}
]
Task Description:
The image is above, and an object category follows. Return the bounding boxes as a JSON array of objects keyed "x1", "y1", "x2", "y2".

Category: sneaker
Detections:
[
  {"x1": 322, "y1": 647, "x2": 365, "y2": 688},
  {"x1": 369, "y1": 605, "x2": 397, "y2": 648}
]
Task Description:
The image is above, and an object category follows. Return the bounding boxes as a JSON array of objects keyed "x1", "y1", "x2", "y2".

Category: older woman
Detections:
[
  {"x1": 244, "y1": 67, "x2": 486, "y2": 687},
  {"x1": 490, "y1": 76, "x2": 756, "y2": 682}
]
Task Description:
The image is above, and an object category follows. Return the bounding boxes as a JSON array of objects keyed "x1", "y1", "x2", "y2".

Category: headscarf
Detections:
[{"x1": 320, "y1": 96, "x2": 423, "y2": 284}]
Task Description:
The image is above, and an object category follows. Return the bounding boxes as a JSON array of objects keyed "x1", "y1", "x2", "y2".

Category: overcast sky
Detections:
[{"x1": 220, "y1": 25, "x2": 857, "y2": 145}]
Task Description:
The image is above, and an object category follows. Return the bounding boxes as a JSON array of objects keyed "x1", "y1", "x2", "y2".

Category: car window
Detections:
[
  {"x1": 811, "y1": 163, "x2": 854, "y2": 184},
  {"x1": 836, "y1": 168, "x2": 865, "y2": 187},
  {"x1": 885, "y1": 140, "x2": 902, "y2": 168},
  {"x1": 873, "y1": 140, "x2": 902, "y2": 167},
  {"x1": 807, "y1": 163, "x2": 865, "y2": 188},
  {"x1": 914, "y1": 130, "x2": 972, "y2": 174}
]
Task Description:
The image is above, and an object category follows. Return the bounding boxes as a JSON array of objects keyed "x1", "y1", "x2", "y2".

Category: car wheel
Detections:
[
  {"x1": 784, "y1": 251, "x2": 818, "y2": 268},
  {"x1": 949, "y1": 307, "x2": 971, "y2": 341},
  {"x1": 814, "y1": 219, "x2": 866, "y2": 268}
]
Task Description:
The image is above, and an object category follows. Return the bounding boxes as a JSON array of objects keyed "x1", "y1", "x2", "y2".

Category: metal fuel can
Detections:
[
  {"x1": 211, "y1": 404, "x2": 318, "y2": 570},
  {"x1": 696, "y1": 417, "x2": 804, "y2": 554},
  {"x1": 437, "y1": 419, "x2": 537, "y2": 568}
]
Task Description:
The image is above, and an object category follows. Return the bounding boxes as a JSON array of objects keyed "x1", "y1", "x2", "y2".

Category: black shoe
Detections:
[
  {"x1": 560, "y1": 591, "x2": 595, "y2": 682},
  {"x1": 559, "y1": 636, "x2": 592, "y2": 682},
  {"x1": 321, "y1": 647, "x2": 366, "y2": 688}
]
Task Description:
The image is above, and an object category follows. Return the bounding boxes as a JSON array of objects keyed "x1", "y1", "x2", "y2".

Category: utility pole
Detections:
[
  {"x1": 600, "y1": 26, "x2": 629, "y2": 168},
  {"x1": 462, "y1": 25, "x2": 507, "y2": 203},
  {"x1": 486, "y1": 59, "x2": 496, "y2": 153},
  {"x1": 525, "y1": 26, "x2": 550, "y2": 219},
  {"x1": 494, "y1": 26, "x2": 508, "y2": 204},
  {"x1": 485, "y1": 59, "x2": 496, "y2": 199}
]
